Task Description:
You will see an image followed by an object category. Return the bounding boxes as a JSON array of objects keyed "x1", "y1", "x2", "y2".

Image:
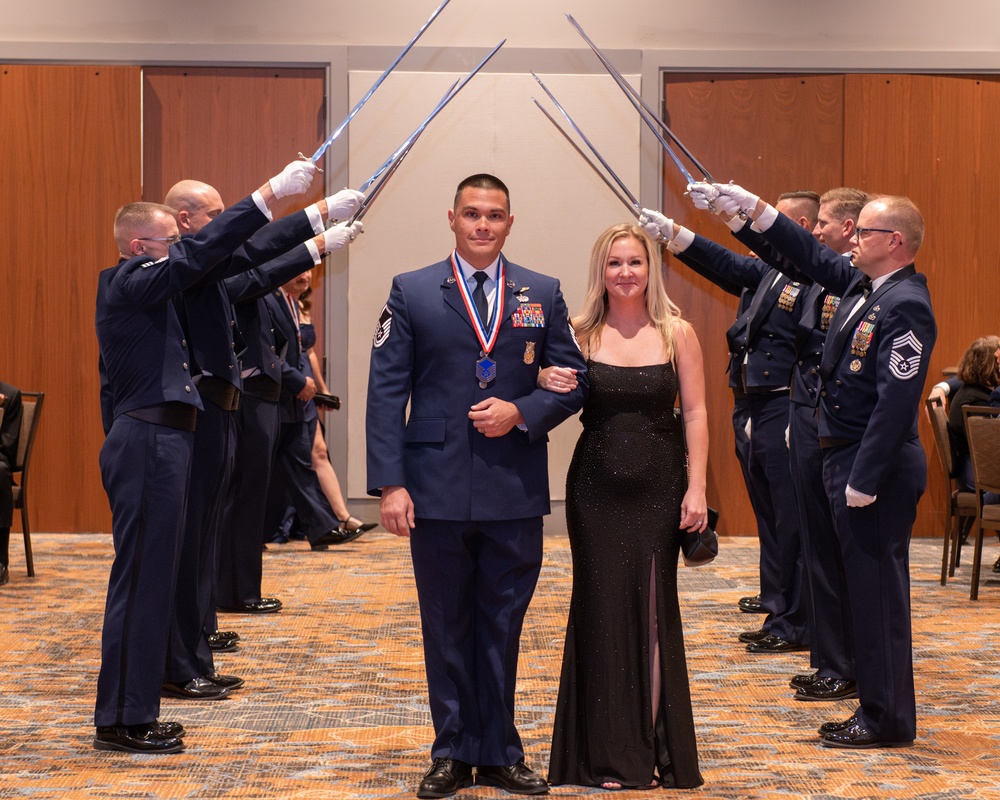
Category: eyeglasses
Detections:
[
  {"x1": 855, "y1": 226, "x2": 894, "y2": 239},
  {"x1": 137, "y1": 235, "x2": 181, "y2": 246}
]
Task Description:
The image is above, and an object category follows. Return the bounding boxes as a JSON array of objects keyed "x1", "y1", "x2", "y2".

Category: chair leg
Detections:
[
  {"x1": 21, "y1": 506, "x2": 34, "y2": 578},
  {"x1": 941, "y1": 513, "x2": 956, "y2": 585},
  {"x1": 970, "y1": 524, "x2": 985, "y2": 601}
]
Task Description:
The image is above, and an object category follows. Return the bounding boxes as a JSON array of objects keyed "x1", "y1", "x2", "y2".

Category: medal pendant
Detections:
[{"x1": 476, "y1": 353, "x2": 496, "y2": 386}]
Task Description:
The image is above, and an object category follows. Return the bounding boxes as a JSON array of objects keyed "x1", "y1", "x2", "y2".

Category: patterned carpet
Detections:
[{"x1": 1, "y1": 532, "x2": 999, "y2": 800}]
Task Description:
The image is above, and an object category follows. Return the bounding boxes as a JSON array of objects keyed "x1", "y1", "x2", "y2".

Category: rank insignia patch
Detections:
[
  {"x1": 373, "y1": 304, "x2": 392, "y2": 349},
  {"x1": 889, "y1": 330, "x2": 923, "y2": 381}
]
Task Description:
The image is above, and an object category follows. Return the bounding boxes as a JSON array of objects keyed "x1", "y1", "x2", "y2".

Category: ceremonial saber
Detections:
[
  {"x1": 351, "y1": 40, "x2": 507, "y2": 223},
  {"x1": 305, "y1": 0, "x2": 453, "y2": 165},
  {"x1": 531, "y1": 73, "x2": 640, "y2": 214},
  {"x1": 565, "y1": 13, "x2": 716, "y2": 184},
  {"x1": 532, "y1": 99, "x2": 639, "y2": 219}
]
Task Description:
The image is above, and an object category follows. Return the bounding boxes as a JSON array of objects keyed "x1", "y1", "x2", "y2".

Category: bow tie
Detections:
[{"x1": 859, "y1": 275, "x2": 873, "y2": 299}]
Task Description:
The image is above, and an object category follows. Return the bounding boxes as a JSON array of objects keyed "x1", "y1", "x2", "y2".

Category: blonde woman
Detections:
[{"x1": 543, "y1": 224, "x2": 706, "y2": 790}]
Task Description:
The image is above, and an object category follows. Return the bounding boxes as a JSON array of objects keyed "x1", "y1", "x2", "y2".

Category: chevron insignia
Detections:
[{"x1": 889, "y1": 330, "x2": 923, "y2": 380}]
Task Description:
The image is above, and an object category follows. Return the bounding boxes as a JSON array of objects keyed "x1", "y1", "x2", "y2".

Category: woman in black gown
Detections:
[{"x1": 542, "y1": 224, "x2": 708, "y2": 790}]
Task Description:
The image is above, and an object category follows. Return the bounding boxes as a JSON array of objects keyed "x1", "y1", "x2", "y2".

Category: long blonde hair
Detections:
[{"x1": 572, "y1": 223, "x2": 682, "y2": 361}]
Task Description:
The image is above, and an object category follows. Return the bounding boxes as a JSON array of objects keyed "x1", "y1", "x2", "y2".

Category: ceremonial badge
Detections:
[
  {"x1": 512, "y1": 303, "x2": 545, "y2": 328},
  {"x1": 850, "y1": 321, "x2": 874, "y2": 357},
  {"x1": 778, "y1": 282, "x2": 802, "y2": 312},
  {"x1": 451, "y1": 253, "x2": 505, "y2": 387},
  {"x1": 820, "y1": 293, "x2": 841, "y2": 332},
  {"x1": 477, "y1": 352, "x2": 497, "y2": 388},
  {"x1": 850, "y1": 359, "x2": 862, "y2": 372},
  {"x1": 523, "y1": 341, "x2": 536, "y2": 365}
]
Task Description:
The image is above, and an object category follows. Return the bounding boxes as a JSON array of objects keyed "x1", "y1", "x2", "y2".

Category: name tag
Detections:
[{"x1": 511, "y1": 303, "x2": 545, "y2": 328}]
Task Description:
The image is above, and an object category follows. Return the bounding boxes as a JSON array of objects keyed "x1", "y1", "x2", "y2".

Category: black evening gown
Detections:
[{"x1": 548, "y1": 360, "x2": 703, "y2": 789}]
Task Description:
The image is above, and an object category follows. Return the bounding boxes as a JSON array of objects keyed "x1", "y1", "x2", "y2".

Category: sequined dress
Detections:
[{"x1": 548, "y1": 360, "x2": 703, "y2": 789}]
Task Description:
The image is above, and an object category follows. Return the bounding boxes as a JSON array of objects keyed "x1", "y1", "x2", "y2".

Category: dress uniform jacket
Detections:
[
  {"x1": 758, "y1": 210, "x2": 936, "y2": 741},
  {"x1": 366, "y1": 254, "x2": 587, "y2": 766},
  {"x1": 94, "y1": 195, "x2": 270, "y2": 727}
]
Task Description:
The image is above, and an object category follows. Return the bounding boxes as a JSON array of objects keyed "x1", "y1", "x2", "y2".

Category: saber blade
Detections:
[{"x1": 309, "y1": 0, "x2": 453, "y2": 164}]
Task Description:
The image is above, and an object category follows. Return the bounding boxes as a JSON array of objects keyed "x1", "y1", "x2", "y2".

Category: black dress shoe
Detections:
[
  {"x1": 161, "y1": 677, "x2": 231, "y2": 700},
  {"x1": 0, "y1": 564, "x2": 8, "y2": 586},
  {"x1": 790, "y1": 672, "x2": 820, "y2": 690},
  {"x1": 476, "y1": 762, "x2": 549, "y2": 795},
  {"x1": 94, "y1": 723, "x2": 185, "y2": 754},
  {"x1": 310, "y1": 527, "x2": 365, "y2": 550},
  {"x1": 818, "y1": 715, "x2": 858, "y2": 735},
  {"x1": 204, "y1": 671, "x2": 244, "y2": 690},
  {"x1": 208, "y1": 632, "x2": 239, "y2": 652},
  {"x1": 341, "y1": 516, "x2": 379, "y2": 534},
  {"x1": 417, "y1": 757, "x2": 473, "y2": 798},
  {"x1": 154, "y1": 720, "x2": 186, "y2": 738},
  {"x1": 217, "y1": 597, "x2": 282, "y2": 614},
  {"x1": 794, "y1": 677, "x2": 858, "y2": 701},
  {"x1": 821, "y1": 721, "x2": 913, "y2": 749},
  {"x1": 215, "y1": 629, "x2": 240, "y2": 641},
  {"x1": 746, "y1": 634, "x2": 809, "y2": 654},
  {"x1": 737, "y1": 628, "x2": 769, "y2": 644},
  {"x1": 738, "y1": 594, "x2": 766, "y2": 613}
]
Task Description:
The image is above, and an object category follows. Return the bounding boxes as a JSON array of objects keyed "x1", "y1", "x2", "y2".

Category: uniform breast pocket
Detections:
[{"x1": 405, "y1": 417, "x2": 446, "y2": 444}]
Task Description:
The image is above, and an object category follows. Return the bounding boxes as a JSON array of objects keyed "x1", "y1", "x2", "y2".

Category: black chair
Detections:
[
  {"x1": 962, "y1": 405, "x2": 1000, "y2": 601},
  {"x1": 11, "y1": 391, "x2": 44, "y2": 577}
]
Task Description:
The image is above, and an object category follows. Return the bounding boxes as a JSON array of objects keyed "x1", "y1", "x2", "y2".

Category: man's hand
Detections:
[
  {"x1": 297, "y1": 376, "x2": 317, "y2": 402},
  {"x1": 536, "y1": 366, "x2": 578, "y2": 394},
  {"x1": 685, "y1": 181, "x2": 719, "y2": 212},
  {"x1": 712, "y1": 182, "x2": 760, "y2": 219},
  {"x1": 325, "y1": 188, "x2": 365, "y2": 222},
  {"x1": 846, "y1": 484, "x2": 877, "y2": 508},
  {"x1": 269, "y1": 159, "x2": 318, "y2": 199},
  {"x1": 469, "y1": 397, "x2": 523, "y2": 437},
  {"x1": 380, "y1": 485, "x2": 415, "y2": 537},
  {"x1": 638, "y1": 208, "x2": 675, "y2": 242},
  {"x1": 322, "y1": 221, "x2": 364, "y2": 253}
]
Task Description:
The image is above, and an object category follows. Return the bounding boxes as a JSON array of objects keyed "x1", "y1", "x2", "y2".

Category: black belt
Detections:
[
  {"x1": 241, "y1": 375, "x2": 282, "y2": 403},
  {"x1": 819, "y1": 436, "x2": 856, "y2": 449},
  {"x1": 125, "y1": 402, "x2": 198, "y2": 432},
  {"x1": 197, "y1": 376, "x2": 240, "y2": 411}
]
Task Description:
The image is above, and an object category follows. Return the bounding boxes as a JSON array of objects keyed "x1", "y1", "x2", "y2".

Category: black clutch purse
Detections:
[
  {"x1": 313, "y1": 393, "x2": 341, "y2": 410},
  {"x1": 681, "y1": 506, "x2": 719, "y2": 567}
]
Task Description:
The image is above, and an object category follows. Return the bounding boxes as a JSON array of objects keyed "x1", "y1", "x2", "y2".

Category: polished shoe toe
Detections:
[
  {"x1": 821, "y1": 722, "x2": 913, "y2": 749},
  {"x1": 217, "y1": 597, "x2": 282, "y2": 614},
  {"x1": 312, "y1": 527, "x2": 365, "y2": 549},
  {"x1": 737, "y1": 628, "x2": 768, "y2": 644},
  {"x1": 738, "y1": 594, "x2": 765, "y2": 613},
  {"x1": 154, "y1": 720, "x2": 186, "y2": 738},
  {"x1": 818, "y1": 715, "x2": 859, "y2": 735},
  {"x1": 790, "y1": 671, "x2": 820, "y2": 690},
  {"x1": 417, "y1": 757, "x2": 473, "y2": 798},
  {"x1": 794, "y1": 677, "x2": 858, "y2": 701},
  {"x1": 94, "y1": 723, "x2": 185, "y2": 753},
  {"x1": 342, "y1": 516, "x2": 379, "y2": 534},
  {"x1": 746, "y1": 634, "x2": 809, "y2": 653},
  {"x1": 0, "y1": 564, "x2": 8, "y2": 586},
  {"x1": 161, "y1": 677, "x2": 231, "y2": 700},
  {"x1": 204, "y1": 671, "x2": 245, "y2": 690},
  {"x1": 207, "y1": 632, "x2": 239, "y2": 652},
  {"x1": 476, "y1": 762, "x2": 549, "y2": 795}
]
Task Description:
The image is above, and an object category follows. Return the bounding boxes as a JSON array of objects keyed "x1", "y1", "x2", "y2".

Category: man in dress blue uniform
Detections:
[
  {"x1": 94, "y1": 160, "x2": 316, "y2": 754},
  {"x1": 367, "y1": 174, "x2": 587, "y2": 798},
  {"x1": 710, "y1": 183, "x2": 936, "y2": 749},
  {"x1": 642, "y1": 195, "x2": 817, "y2": 654}
]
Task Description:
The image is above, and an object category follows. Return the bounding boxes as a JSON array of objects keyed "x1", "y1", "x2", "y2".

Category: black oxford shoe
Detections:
[
  {"x1": 476, "y1": 762, "x2": 549, "y2": 795},
  {"x1": 204, "y1": 672, "x2": 245, "y2": 690},
  {"x1": 417, "y1": 757, "x2": 473, "y2": 798},
  {"x1": 737, "y1": 628, "x2": 769, "y2": 644},
  {"x1": 311, "y1": 527, "x2": 366, "y2": 550},
  {"x1": 738, "y1": 594, "x2": 765, "y2": 613},
  {"x1": 154, "y1": 720, "x2": 185, "y2": 738},
  {"x1": 821, "y1": 721, "x2": 913, "y2": 749},
  {"x1": 790, "y1": 671, "x2": 820, "y2": 690},
  {"x1": 794, "y1": 677, "x2": 858, "y2": 702},
  {"x1": 208, "y1": 632, "x2": 239, "y2": 652},
  {"x1": 161, "y1": 677, "x2": 231, "y2": 700},
  {"x1": 94, "y1": 723, "x2": 185, "y2": 754},
  {"x1": 818, "y1": 715, "x2": 859, "y2": 736},
  {"x1": 217, "y1": 597, "x2": 282, "y2": 614},
  {"x1": 746, "y1": 634, "x2": 809, "y2": 653}
]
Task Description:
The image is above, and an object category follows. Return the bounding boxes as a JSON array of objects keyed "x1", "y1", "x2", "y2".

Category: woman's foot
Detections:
[
  {"x1": 341, "y1": 516, "x2": 378, "y2": 534},
  {"x1": 600, "y1": 779, "x2": 658, "y2": 791}
]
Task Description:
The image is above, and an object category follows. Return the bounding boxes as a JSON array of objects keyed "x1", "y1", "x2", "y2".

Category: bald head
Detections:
[{"x1": 164, "y1": 180, "x2": 225, "y2": 235}]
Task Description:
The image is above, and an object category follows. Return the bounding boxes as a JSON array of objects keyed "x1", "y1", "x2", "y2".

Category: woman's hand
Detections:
[
  {"x1": 536, "y1": 366, "x2": 578, "y2": 393},
  {"x1": 680, "y1": 488, "x2": 708, "y2": 532}
]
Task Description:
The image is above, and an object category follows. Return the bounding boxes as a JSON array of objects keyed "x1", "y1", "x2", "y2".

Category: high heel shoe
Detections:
[{"x1": 340, "y1": 515, "x2": 378, "y2": 534}]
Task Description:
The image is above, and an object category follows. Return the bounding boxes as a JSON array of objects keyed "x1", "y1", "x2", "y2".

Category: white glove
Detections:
[
  {"x1": 845, "y1": 484, "x2": 877, "y2": 508},
  {"x1": 269, "y1": 160, "x2": 317, "y2": 199},
  {"x1": 712, "y1": 182, "x2": 759, "y2": 218},
  {"x1": 638, "y1": 208, "x2": 674, "y2": 242},
  {"x1": 784, "y1": 425, "x2": 790, "y2": 449},
  {"x1": 322, "y1": 220, "x2": 363, "y2": 252},
  {"x1": 685, "y1": 181, "x2": 719, "y2": 212},
  {"x1": 326, "y1": 188, "x2": 365, "y2": 222}
]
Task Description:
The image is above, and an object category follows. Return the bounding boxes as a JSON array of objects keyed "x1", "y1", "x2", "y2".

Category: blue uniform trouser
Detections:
[{"x1": 95, "y1": 415, "x2": 192, "y2": 726}]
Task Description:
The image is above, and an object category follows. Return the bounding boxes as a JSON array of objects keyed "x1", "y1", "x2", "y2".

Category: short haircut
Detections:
[
  {"x1": 776, "y1": 190, "x2": 820, "y2": 228},
  {"x1": 820, "y1": 187, "x2": 869, "y2": 223},
  {"x1": 113, "y1": 202, "x2": 176, "y2": 252},
  {"x1": 957, "y1": 335, "x2": 1000, "y2": 388},
  {"x1": 454, "y1": 173, "x2": 510, "y2": 211},
  {"x1": 875, "y1": 195, "x2": 925, "y2": 254}
]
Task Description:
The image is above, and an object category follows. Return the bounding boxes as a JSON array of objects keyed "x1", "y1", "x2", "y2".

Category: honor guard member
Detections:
[
  {"x1": 643, "y1": 194, "x2": 816, "y2": 655},
  {"x1": 711, "y1": 183, "x2": 935, "y2": 749},
  {"x1": 161, "y1": 182, "x2": 364, "y2": 698},
  {"x1": 730, "y1": 188, "x2": 868, "y2": 702},
  {"x1": 217, "y1": 192, "x2": 363, "y2": 613},
  {"x1": 0, "y1": 381, "x2": 22, "y2": 587},
  {"x1": 367, "y1": 174, "x2": 587, "y2": 799},
  {"x1": 94, "y1": 160, "x2": 316, "y2": 754}
]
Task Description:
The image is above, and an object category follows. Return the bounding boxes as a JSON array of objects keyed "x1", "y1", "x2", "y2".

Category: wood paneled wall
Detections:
[
  {"x1": 661, "y1": 71, "x2": 1000, "y2": 537},
  {"x1": 0, "y1": 64, "x2": 142, "y2": 537}
]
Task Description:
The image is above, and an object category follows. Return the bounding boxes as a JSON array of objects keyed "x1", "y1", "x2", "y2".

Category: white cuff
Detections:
[
  {"x1": 751, "y1": 203, "x2": 779, "y2": 233},
  {"x1": 305, "y1": 204, "x2": 325, "y2": 235},
  {"x1": 667, "y1": 226, "x2": 695, "y2": 253},
  {"x1": 725, "y1": 214, "x2": 746, "y2": 232},
  {"x1": 933, "y1": 381, "x2": 952, "y2": 397},
  {"x1": 251, "y1": 190, "x2": 273, "y2": 222},
  {"x1": 304, "y1": 239, "x2": 322, "y2": 265}
]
